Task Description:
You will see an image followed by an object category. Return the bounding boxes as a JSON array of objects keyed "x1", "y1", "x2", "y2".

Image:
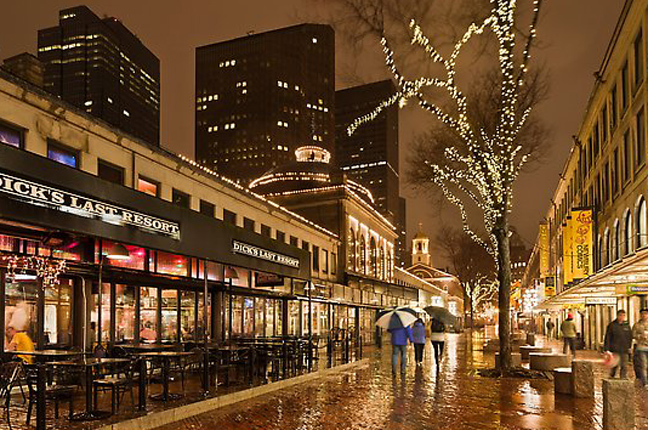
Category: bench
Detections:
[
  {"x1": 495, "y1": 352, "x2": 521, "y2": 368},
  {"x1": 529, "y1": 352, "x2": 570, "y2": 371},
  {"x1": 519, "y1": 345, "x2": 552, "y2": 361}
]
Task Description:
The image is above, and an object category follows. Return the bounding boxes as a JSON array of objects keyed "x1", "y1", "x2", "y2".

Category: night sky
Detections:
[{"x1": 0, "y1": 1, "x2": 625, "y2": 264}]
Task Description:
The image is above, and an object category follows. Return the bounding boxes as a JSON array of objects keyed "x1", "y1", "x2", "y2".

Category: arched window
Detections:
[
  {"x1": 638, "y1": 198, "x2": 647, "y2": 248},
  {"x1": 625, "y1": 210, "x2": 633, "y2": 255},
  {"x1": 380, "y1": 246, "x2": 386, "y2": 279},
  {"x1": 347, "y1": 228, "x2": 356, "y2": 271},
  {"x1": 370, "y1": 237, "x2": 377, "y2": 277},
  {"x1": 603, "y1": 228, "x2": 610, "y2": 266},
  {"x1": 613, "y1": 219, "x2": 620, "y2": 262},
  {"x1": 359, "y1": 235, "x2": 366, "y2": 274}
]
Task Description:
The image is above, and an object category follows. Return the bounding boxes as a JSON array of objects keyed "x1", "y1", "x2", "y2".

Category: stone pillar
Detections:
[
  {"x1": 602, "y1": 379, "x2": 635, "y2": 430},
  {"x1": 553, "y1": 368, "x2": 572, "y2": 395},
  {"x1": 572, "y1": 360, "x2": 595, "y2": 398},
  {"x1": 526, "y1": 333, "x2": 536, "y2": 346}
]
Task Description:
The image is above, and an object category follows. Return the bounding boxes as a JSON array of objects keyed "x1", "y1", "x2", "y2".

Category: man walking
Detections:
[
  {"x1": 604, "y1": 309, "x2": 633, "y2": 379},
  {"x1": 546, "y1": 319, "x2": 555, "y2": 339},
  {"x1": 560, "y1": 314, "x2": 577, "y2": 356},
  {"x1": 388, "y1": 325, "x2": 413, "y2": 375},
  {"x1": 633, "y1": 308, "x2": 648, "y2": 386}
]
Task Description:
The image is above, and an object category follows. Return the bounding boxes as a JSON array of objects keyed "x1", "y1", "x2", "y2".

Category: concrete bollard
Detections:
[
  {"x1": 526, "y1": 333, "x2": 536, "y2": 346},
  {"x1": 553, "y1": 367, "x2": 573, "y2": 395},
  {"x1": 572, "y1": 360, "x2": 595, "y2": 398},
  {"x1": 495, "y1": 352, "x2": 522, "y2": 368},
  {"x1": 529, "y1": 353, "x2": 570, "y2": 371},
  {"x1": 602, "y1": 379, "x2": 635, "y2": 430}
]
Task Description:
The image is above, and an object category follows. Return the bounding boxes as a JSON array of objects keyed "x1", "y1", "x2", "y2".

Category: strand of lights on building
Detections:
[
  {"x1": 2, "y1": 254, "x2": 67, "y2": 286},
  {"x1": 347, "y1": 0, "x2": 543, "y2": 260},
  {"x1": 176, "y1": 154, "x2": 339, "y2": 239}
]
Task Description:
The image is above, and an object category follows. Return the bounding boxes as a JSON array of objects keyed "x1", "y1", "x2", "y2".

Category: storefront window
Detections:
[
  {"x1": 161, "y1": 289, "x2": 178, "y2": 342},
  {"x1": 231, "y1": 295, "x2": 243, "y2": 336},
  {"x1": 91, "y1": 283, "x2": 112, "y2": 345},
  {"x1": 276, "y1": 300, "x2": 284, "y2": 336},
  {"x1": 157, "y1": 252, "x2": 189, "y2": 277},
  {"x1": 265, "y1": 299, "x2": 276, "y2": 337},
  {"x1": 4, "y1": 274, "x2": 38, "y2": 348},
  {"x1": 140, "y1": 287, "x2": 158, "y2": 342},
  {"x1": 104, "y1": 242, "x2": 145, "y2": 270},
  {"x1": 43, "y1": 279, "x2": 72, "y2": 346},
  {"x1": 0, "y1": 234, "x2": 15, "y2": 252},
  {"x1": 181, "y1": 290, "x2": 196, "y2": 341},
  {"x1": 254, "y1": 298, "x2": 264, "y2": 337},
  {"x1": 115, "y1": 284, "x2": 136, "y2": 343},
  {"x1": 288, "y1": 301, "x2": 300, "y2": 335},
  {"x1": 243, "y1": 297, "x2": 254, "y2": 336},
  {"x1": 196, "y1": 291, "x2": 209, "y2": 340},
  {"x1": 206, "y1": 261, "x2": 224, "y2": 281},
  {"x1": 229, "y1": 267, "x2": 249, "y2": 287}
]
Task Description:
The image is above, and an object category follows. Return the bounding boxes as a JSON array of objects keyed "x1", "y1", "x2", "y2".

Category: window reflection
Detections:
[
  {"x1": 115, "y1": 284, "x2": 136, "y2": 343},
  {"x1": 180, "y1": 290, "x2": 196, "y2": 341},
  {"x1": 4, "y1": 274, "x2": 38, "y2": 349},
  {"x1": 243, "y1": 297, "x2": 254, "y2": 336},
  {"x1": 157, "y1": 252, "x2": 188, "y2": 277},
  {"x1": 140, "y1": 287, "x2": 158, "y2": 342},
  {"x1": 255, "y1": 298, "x2": 264, "y2": 337},
  {"x1": 161, "y1": 289, "x2": 178, "y2": 342},
  {"x1": 44, "y1": 279, "x2": 72, "y2": 346}
]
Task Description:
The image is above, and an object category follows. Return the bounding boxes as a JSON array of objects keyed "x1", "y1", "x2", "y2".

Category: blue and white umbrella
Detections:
[{"x1": 375, "y1": 306, "x2": 419, "y2": 330}]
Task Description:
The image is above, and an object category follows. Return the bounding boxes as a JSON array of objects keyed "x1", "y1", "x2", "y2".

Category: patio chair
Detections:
[
  {"x1": 24, "y1": 364, "x2": 77, "y2": 424},
  {"x1": 93, "y1": 359, "x2": 135, "y2": 415},
  {"x1": 0, "y1": 361, "x2": 26, "y2": 430}
]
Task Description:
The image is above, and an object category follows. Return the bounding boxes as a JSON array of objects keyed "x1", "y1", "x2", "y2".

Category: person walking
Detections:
[
  {"x1": 388, "y1": 324, "x2": 413, "y2": 375},
  {"x1": 546, "y1": 319, "x2": 555, "y2": 339},
  {"x1": 412, "y1": 319, "x2": 426, "y2": 366},
  {"x1": 633, "y1": 308, "x2": 648, "y2": 386},
  {"x1": 429, "y1": 318, "x2": 446, "y2": 367},
  {"x1": 604, "y1": 309, "x2": 633, "y2": 379},
  {"x1": 560, "y1": 314, "x2": 577, "y2": 356}
]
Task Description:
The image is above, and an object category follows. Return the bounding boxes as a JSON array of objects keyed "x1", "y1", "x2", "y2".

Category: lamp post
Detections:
[{"x1": 89, "y1": 242, "x2": 129, "y2": 352}]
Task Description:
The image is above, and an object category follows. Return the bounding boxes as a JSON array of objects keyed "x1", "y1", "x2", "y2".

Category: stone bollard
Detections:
[
  {"x1": 572, "y1": 360, "x2": 595, "y2": 398},
  {"x1": 526, "y1": 333, "x2": 536, "y2": 346},
  {"x1": 602, "y1": 379, "x2": 635, "y2": 430},
  {"x1": 495, "y1": 352, "x2": 522, "y2": 368},
  {"x1": 553, "y1": 367, "x2": 573, "y2": 395}
]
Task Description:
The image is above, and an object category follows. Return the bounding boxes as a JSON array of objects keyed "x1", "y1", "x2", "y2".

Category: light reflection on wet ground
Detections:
[{"x1": 158, "y1": 332, "x2": 648, "y2": 430}]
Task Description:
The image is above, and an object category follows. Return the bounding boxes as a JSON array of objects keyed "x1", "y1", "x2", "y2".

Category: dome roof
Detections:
[
  {"x1": 249, "y1": 145, "x2": 374, "y2": 204},
  {"x1": 413, "y1": 223, "x2": 428, "y2": 240}
]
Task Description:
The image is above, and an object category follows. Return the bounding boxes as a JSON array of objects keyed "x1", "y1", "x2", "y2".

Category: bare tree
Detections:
[
  {"x1": 345, "y1": 0, "x2": 545, "y2": 373},
  {"x1": 437, "y1": 227, "x2": 497, "y2": 329}
]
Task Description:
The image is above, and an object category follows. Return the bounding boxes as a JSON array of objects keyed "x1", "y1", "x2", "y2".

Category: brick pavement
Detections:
[{"x1": 154, "y1": 332, "x2": 648, "y2": 430}]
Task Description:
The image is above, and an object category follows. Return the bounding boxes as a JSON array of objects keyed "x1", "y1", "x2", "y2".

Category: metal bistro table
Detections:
[
  {"x1": 48, "y1": 357, "x2": 131, "y2": 421},
  {"x1": 119, "y1": 343, "x2": 177, "y2": 353},
  {"x1": 136, "y1": 351, "x2": 194, "y2": 401},
  {"x1": 217, "y1": 345, "x2": 254, "y2": 386},
  {"x1": 10, "y1": 349, "x2": 85, "y2": 362}
]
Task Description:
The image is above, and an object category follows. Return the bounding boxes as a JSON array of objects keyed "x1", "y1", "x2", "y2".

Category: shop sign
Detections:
[
  {"x1": 232, "y1": 240, "x2": 300, "y2": 268},
  {"x1": 545, "y1": 276, "x2": 556, "y2": 297},
  {"x1": 0, "y1": 171, "x2": 180, "y2": 240},
  {"x1": 616, "y1": 284, "x2": 648, "y2": 295},
  {"x1": 562, "y1": 217, "x2": 573, "y2": 284},
  {"x1": 585, "y1": 297, "x2": 617, "y2": 305},
  {"x1": 539, "y1": 223, "x2": 549, "y2": 277}
]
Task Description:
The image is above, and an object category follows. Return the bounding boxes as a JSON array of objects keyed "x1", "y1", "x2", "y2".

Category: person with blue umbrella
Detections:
[{"x1": 376, "y1": 307, "x2": 416, "y2": 375}]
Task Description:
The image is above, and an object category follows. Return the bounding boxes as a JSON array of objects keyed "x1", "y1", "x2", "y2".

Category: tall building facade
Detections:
[
  {"x1": 335, "y1": 80, "x2": 407, "y2": 265},
  {"x1": 38, "y1": 6, "x2": 160, "y2": 145},
  {"x1": 2, "y1": 53, "x2": 44, "y2": 88},
  {"x1": 195, "y1": 24, "x2": 335, "y2": 184}
]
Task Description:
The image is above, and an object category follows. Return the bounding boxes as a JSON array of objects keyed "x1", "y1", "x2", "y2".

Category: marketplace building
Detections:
[
  {"x1": 522, "y1": 0, "x2": 648, "y2": 350},
  {"x1": 0, "y1": 69, "x2": 460, "y2": 354}
]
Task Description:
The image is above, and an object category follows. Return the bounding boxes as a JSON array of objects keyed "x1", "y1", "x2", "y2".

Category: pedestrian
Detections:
[
  {"x1": 604, "y1": 309, "x2": 633, "y2": 379},
  {"x1": 546, "y1": 319, "x2": 555, "y2": 339},
  {"x1": 560, "y1": 314, "x2": 577, "y2": 356},
  {"x1": 388, "y1": 324, "x2": 413, "y2": 375},
  {"x1": 430, "y1": 318, "x2": 446, "y2": 366},
  {"x1": 633, "y1": 308, "x2": 648, "y2": 386},
  {"x1": 412, "y1": 318, "x2": 426, "y2": 366}
]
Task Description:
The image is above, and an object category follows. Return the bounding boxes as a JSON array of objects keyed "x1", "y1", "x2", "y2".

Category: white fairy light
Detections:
[{"x1": 348, "y1": 0, "x2": 544, "y2": 260}]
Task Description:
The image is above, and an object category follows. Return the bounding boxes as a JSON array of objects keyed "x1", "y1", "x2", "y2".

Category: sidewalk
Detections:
[{"x1": 151, "y1": 332, "x2": 648, "y2": 430}]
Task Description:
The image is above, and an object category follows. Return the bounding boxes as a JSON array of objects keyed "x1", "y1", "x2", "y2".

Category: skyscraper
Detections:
[
  {"x1": 335, "y1": 80, "x2": 407, "y2": 265},
  {"x1": 38, "y1": 6, "x2": 160, "y2": 145},
  {"x1": 2, "y1": 53, "x2": 44, "y2": 88},
  {"x1": 195, "y1": 24, "x2": 335, "y2": 184}
]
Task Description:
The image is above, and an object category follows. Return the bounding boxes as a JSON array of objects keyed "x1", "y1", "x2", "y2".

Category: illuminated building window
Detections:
[
  {"x1": 312, "y1": 37, "x2": 318, "y2": 43},
  {"x1": 0, "y1": 122, "x2": 22, "y2": 148},
  {"x1": 123, "y1": 109, "x2": 130, "y2": 117},
  {"x1": 107, "y1": 97, "x2": 113, "y2": 104},
  {"x1": 84, "y1": 100, "x2": 93, "y2": 106},
  {"x1": 172, "y1": 188, "x2": 191, "y2": 208},
  {"x1": 137, "y1": 176, "x2": 159, "y2": 196},
  {"x1": 47, "y1": 140, "x2": 78, "y2": 168}
]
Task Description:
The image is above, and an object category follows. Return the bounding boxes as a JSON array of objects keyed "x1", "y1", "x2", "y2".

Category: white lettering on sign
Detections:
[
  {"x1": 0, "y1": 171, "x2": 180, "y2": 240},
  {"x1": 232, "y1": 240, "x2": 300, "y2": 268},
  {"x1": 584, "y1": 297, "x2": 617, "y2": 305}
]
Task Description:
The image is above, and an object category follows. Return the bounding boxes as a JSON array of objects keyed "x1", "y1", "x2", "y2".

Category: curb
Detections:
[{"x1": 97, "y1": 358, "x2": 370, "y2": 430}]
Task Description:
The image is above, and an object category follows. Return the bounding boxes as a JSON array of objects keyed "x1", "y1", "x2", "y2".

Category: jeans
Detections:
[
  {"x1": 563, "y1": 337, "x2": 576, "y2": 355},
  {"x1": 392, "y1": 344, "x2": 407, "y2": 373},
  {"x1": 610, "y1": 352, "x2": 628, "y2": 379},
  {"x1": 432, "y1": 341, "x2": 444, "y2": 363},
  {"x1": 414, "y1": 343, "x2": 425, "y2": 363},
  {"x1": 637, "y1": 349, "x2": 648, "y2": 385}
]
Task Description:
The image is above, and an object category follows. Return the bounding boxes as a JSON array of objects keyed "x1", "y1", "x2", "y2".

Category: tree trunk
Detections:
[
  {"x1": 470, "y1": 294, "x2": 474, "y2": 329},
  {"x1": 494, "y1": 212, "x2": 513, "y2": 373}
]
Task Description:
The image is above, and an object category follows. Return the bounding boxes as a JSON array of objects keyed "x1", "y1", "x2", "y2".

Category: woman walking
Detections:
[
  {"x1": 412, "y1": 318, "x2": 426, "y2": 366},
  {"x1": 430, "y1": 318, "x2": 446, "y2": 367}
]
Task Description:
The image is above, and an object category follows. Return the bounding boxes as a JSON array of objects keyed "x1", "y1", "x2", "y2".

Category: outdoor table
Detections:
[
  {"x1": 48, "y1": 357, "x2": 130, "y2": 421},
  {"x1": 135, "y1": 351, "x2": 194, "y2": 401},
  {"x1": 217, "y1": 346, "x2": 253, "y2": 385},
  {"x1": 10, "y1": 349, "x2": 84, "y2": 363},
  {"x1": 120, "y1": 343, "x2": 177, "y2": 353}
]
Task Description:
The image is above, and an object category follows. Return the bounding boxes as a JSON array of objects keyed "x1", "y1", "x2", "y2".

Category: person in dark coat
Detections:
[
  {"x1": 604, "y1": 309, "x2": 633, "y2": 378},
  {"x1": 411, "y1": 319, "x2": 426, "y2": 365}
]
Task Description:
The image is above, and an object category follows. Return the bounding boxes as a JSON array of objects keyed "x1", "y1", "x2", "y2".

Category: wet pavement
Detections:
[{"x1": 157, "y1": 332, "x2": 648, "y2": 430}]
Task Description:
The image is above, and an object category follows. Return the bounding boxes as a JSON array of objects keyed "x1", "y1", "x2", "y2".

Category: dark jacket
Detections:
[
  {"x1": 389, "y1": 326, "x2": 413, "y2": 346},
  {"x1": 604, "y1": 319, "x2": 633, "y2": 353}
]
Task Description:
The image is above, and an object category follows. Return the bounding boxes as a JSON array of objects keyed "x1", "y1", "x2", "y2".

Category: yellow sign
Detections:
[
  {"x1": 562, "y1": 217, "x2": 573, "y2": 285},
  {"x1": 545, "y1": 276, "x2": 556, "y2": 297},
  {"x1": 539, "y1": 223, "x2": 549, "y2": 278},
  {"x1": 571, "y1": 209, "x2": 593, "y2": 280}
]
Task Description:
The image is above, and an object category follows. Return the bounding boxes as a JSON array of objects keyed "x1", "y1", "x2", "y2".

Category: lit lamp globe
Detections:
[{"x1": 104, "y1": 243, "x2": 130, "y2": 260}]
